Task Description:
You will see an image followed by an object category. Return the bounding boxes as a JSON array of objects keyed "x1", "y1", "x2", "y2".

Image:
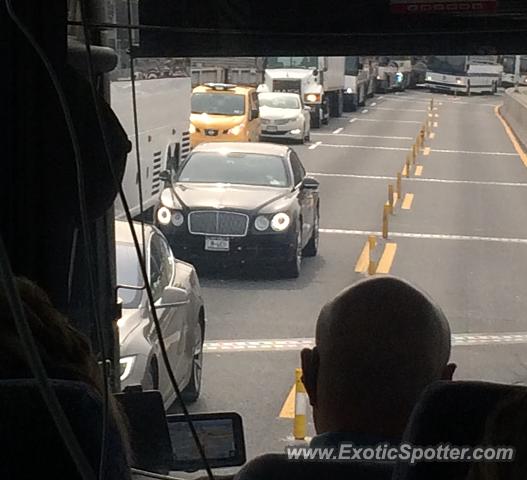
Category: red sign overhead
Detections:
[{"x1": 391, "y1": 1, "x2": 497, "y2": 13}]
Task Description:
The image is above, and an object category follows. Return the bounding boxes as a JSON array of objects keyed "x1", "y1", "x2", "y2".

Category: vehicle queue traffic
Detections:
[{"x1": 115, "y1": 54, "x2": 508, "y2": 410}]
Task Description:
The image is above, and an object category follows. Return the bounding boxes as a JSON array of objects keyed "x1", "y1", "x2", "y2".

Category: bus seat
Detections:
[
  {"x1": 0, "y1": 378, "x2": 131, "y2": 479},
  {"x1": 234, "y1": 453, "x2": 393, "y2": 480},
  {"x1": 392, "y1": 380, "x2": 527, "y2": 480}
]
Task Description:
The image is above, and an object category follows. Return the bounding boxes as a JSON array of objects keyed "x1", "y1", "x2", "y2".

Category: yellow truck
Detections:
[{"x1": 189, "y1": 83, "x2": 261, "y2": 148}]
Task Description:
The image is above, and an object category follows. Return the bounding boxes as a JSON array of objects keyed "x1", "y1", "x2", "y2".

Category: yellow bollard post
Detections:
[
  {"x1": 293, "y1": 368, "x2": 308, "y2": 440},
  {"x1": 412, "y1": 145, "x2": 417, "y2": 164},
  {"x1": 367, "y1": 235, "x2": 377, "y2": 275},
  {"x1": 396, "y1": 172, "x2": 402, "y2": 198},
  {"x1": 382, "y1": 203, "x2": 389, "y2": 239},
  {"x1": 388, "y1": 184, "x2": 394, "y2": 214},
  {"x1": 405, "y1": 154, "x2": 411, "y2": 177}
]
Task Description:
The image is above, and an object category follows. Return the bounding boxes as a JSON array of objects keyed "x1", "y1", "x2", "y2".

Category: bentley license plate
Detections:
[
  {"x1": 205, "y1": 237, "x2": 230, "y2": 251},
  {"x1": 266, "y1": 125, "x2": 277, "y2": 132}
]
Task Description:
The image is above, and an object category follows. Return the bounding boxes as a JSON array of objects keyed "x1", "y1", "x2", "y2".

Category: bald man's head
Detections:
[{"x1": 301, "y1": 276, "x2": 455, "y2": 436}]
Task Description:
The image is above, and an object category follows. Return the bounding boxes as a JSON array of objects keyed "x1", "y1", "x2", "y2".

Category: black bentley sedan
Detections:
[{"x1": 155, "y1": 142, "x2": 320, "y2": 277}]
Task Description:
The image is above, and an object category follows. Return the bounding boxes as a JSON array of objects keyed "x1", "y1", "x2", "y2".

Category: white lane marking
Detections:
[
  {"x1": 380, "y1": 97, "x2": 498, "y2": 107},
  {"x1": 311, "y1": 133, "x2": 413, "y2": 140},
  {"x1": 332, "y1": 127, "x2": 343, "y2": 134},
  {"x1": 432, "y1": 148, "x2": 517, "y2": 157},
  {"x1": 313, "y1": 143, "x2": 519, "y2": 156},
  {"x1": 308, "y1": 141, "x2": 322, "y2": 150},
  {"x1": 362, "y1": 109, "x2": 369, "y2": 114},
  {"x1": 349, "y1": 118, "x2": 357, "y2": 123},
  {"x1": 316, "y1": 143, "x2": 413, "y2": 152},
  {"x1": 371, "y1": 102, "x2": 377, "y2": 106},
  {"x1": 204, "y1": 333, "x2": 527, "y2": 352},
  {"x1": 355, "y1": 118, "x2": 422, "y2": 124},
  {"x1": 320, "y1": 228, "x2": 527, "y2": 245},
  {"x1": 374, "y1": 107, "x2": 427, "y2": 113},
  {"x1": 309, "y1": 172, "x2": 527, "y2": 188}
]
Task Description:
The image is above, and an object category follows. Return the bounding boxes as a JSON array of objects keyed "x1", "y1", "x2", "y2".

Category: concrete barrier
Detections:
[{"x1": 501, "y1": 87, "x2": 527, "y2": 149}]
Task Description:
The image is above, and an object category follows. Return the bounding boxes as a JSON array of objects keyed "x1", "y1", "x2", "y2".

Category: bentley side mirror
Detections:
[{"x1": 159, "y1": 170, "x2": 171, "y2": 185}]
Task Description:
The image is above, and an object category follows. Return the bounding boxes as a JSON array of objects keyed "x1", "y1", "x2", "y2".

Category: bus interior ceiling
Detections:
[{"x1": 2, "y1": 0, "x2": 527, "y2": 371}]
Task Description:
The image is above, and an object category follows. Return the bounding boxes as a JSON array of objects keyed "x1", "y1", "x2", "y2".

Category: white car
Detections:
[
  {"x1": 258, "y1": 92, "x2": 311, "y2": 144},
  {"x1": 115, "y1": 220, "x2": 205, "y2": 406}
]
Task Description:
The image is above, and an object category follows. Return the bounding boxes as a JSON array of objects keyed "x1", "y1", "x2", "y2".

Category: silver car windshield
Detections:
[
  {"x1": 116, "y1": 243, "x2": 144, "y2": 309},
  {"x1": 178, "y1": 152, "x2": 290, "y2": 187}
]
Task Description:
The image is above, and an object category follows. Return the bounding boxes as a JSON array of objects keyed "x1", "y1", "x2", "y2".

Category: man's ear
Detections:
[
  {"x1": 301, "y1": 347, "x2": 319, "y2": 407},
  {"x1": 441, "y1": 362, "x2": 457, "y2": 380}
]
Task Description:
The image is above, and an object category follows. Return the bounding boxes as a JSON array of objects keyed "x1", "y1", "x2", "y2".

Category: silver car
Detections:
[
  {"x1": 258, "y1": 92, "x2": 311, "y2": 144},
  {"x1": 115, "y1": 220, "x2": 205, "y2": 405}
]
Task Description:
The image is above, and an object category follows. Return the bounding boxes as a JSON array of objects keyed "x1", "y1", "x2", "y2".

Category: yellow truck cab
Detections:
[{"x1": 190, "y1": 83, "x2": 261, "y2": 148}]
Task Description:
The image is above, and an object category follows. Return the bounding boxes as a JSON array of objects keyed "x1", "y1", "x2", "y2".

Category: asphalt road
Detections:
[{"x1": 171, "y1": 89, "x2": 527, "y2": 475}]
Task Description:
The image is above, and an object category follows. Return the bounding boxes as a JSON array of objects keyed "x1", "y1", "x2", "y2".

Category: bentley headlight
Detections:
[
  {"x1": 157, "y1": 206, "x2": 171, "y2": 225},
  {"x1": 171, "y1": 211, "x2": 185, "y2": 227},
  {"x1": 160, "y1": 188, "x2": 177, "y2": 209},
  {"x1": 271, "y1": 213, "x2": 291, "y2": 232},
  {"x1": 254, "y1": 215, "x2": 270, "y2": 231}
]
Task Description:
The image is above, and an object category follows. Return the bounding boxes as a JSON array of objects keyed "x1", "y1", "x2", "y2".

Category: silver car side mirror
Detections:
[{"x1": 156, "y1": 286, "x2": 190, "y2": 308}]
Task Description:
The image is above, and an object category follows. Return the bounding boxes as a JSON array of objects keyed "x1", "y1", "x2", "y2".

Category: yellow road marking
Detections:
[
  {"x1": 423, "y1": 147, "x2": 431, "y2": 156},
  {"x1": 376, "y1": 243, "x2": 397, "y2": 274},
  {"x1": 402, "y1": 165, "x2": 408, "y2": 176},
  {"x1": 433, "y1": 121, "x2": 438, "y2": 127},
  {"x1": 428, "y1": 113, "x2": 433, "y2": 118},
  {"x1": 402, "y1": 193, "x2": 414, "y2": 210},
  {"x1": 495, "y1": 105, "x2": 527, "y2": 168},
  {"x1": 279, "y1": 384, "x2": 296, "y2": 418},
  {"x1": 415, "y1": 165, "x2": 423, "y2": 176},
  {"x1": 429, "y1": 132, "x2": 436, "y2": 140},
  {"x1": 435, "y1": 113, "x2": 439, "y2": 118},
  {"x1": 354, "y1": 240, "x2": 370, "y2": 273}
]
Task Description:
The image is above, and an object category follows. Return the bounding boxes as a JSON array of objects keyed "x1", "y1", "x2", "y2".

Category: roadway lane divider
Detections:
[
  {"x1": 353, "y1": 97, "x2": 439, "y2": 278},
  {"x1": 355, "y1": 235, "x2": 378, "y2": 275},
  {"x1": 293, "y1": 368, "x2": 308, "y2": 440},
  {"x1": 354, "y1": 234, "x2": 397, "y2": 276}
]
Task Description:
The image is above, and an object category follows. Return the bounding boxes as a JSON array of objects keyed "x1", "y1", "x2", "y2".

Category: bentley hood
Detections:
[{"x1": 171, "y1": 183, "x2": 294, "y2": 212}]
